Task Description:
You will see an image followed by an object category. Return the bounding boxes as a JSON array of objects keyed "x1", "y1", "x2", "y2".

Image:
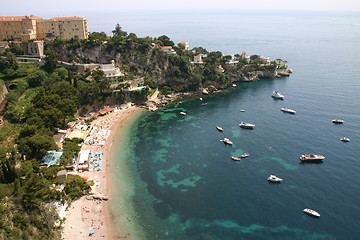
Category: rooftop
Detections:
[
  {"x1": 50, "y1": 17, "x2": 85, "y2": 20},
  {"x1": 0, "y1": 15, "x2": 41, "y2": 21},
  {"x1": 42, "y1": 150, "x2": 63, "y2": 166}
]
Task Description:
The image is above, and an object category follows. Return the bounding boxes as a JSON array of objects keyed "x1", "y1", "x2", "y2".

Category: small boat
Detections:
[
  {"x1": 239, "y1": 122, "x2": 255, "y2": 129},
  {"x1": 231, "y1": 156, "x2": 241, "y2": 161},
  {"x1": 220, "y1": 138, "x2": 233, "y2": 145},
  {"x1": 241, "y1": 153, "x2": 250, "y2": 158},
  {"x1": 232, "y1": 84, "x2": 237, "y2": 87},
  {"x1": 340, "y1": 137, "x2": 350, "y2": 142},
  {"x1": 280, "y1": 107, "x2": 296, "y2": 114},
  {"x1": 303, "y1": 208, "x2": 320, "y2": 218},
  {"x1": 216, "y1": 126, "x2": 224, "y2": 132},
  {"x1": 332, "y1": 119, "x2": 344, "y2": 124},
  {"x1": 240, "y1": 109, "x2": 246, "y2": 112},
  {"x1": 199, "y1": 98, "x2": 203, "y2": 101},
  {"x1": 267, "y1": 174, "x2": 283, "y2": 182},
  {"x1": 300, "y1": 154, "x2": 325, "y2": 161},
  {"x1": 271, "y1": 91, "x2": 284, "y2": 100},
  {"x1": 180, "y1": 112, "x2": 187, "y2": 116}
]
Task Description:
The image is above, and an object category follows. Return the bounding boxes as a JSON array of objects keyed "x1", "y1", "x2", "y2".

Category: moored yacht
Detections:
[
  {"x1": 239, "y1": 122, "x2": 255, "y2": 129},
  {"x1": 303, "y1": 208, "x2": 320, "y2": 217},
  {"x1": 267, "y1": 174, "x2": 283, "y2": 182},
  {"x1": 271, "y1": 91, "x2": 284, "y2": 100},
  {"x1": 180, "y1": 112, "x2": 187, "y2": 116},
  {"x1": 231, "y1": 156, "x2": 241, "y2": 161},
  {"x1": 340, "y1": 137, "x2": 350, "y2": 142},
  {"x1": 300, "y1": 154, "x2": 325, "y2": 161},
  {"x1": 241, "y1": 153, "x2": 250, "y2": 158},
  {"x1": 220, "y1": 138, "x2": 233, "y2": 145},
  {"x1": 332, "y1": 119, "x2": 344, "y2": 124},
  {"x1": 216, "y1": 126, "x2": 224, "y2": 132},
  {"x1": 280, "y1": 107, "x2": 296, "y2": 114}
]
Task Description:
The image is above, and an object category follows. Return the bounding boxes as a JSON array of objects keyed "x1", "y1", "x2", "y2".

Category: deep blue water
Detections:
[{"x1": 104, "y1": 10, "x2": 360, "y2": 240}]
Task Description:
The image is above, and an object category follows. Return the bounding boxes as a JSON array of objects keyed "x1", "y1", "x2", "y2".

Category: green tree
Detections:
[
  {"x1": 63, "y1": 175, "x2": 91, "y2": 200},
  {"x1": 60, "y1": 139, "x2": 81, "y2": 165},
  {"x1": 0, "y1": 147, "x2": 17, "y2": 183},
  {"x1": 112, "y1": 23, "x2": 128, "y2": 37},
  {"x1": 91, "y1": 70, "x2": 106, "y2": 82},
  {"x1": 192, "y1": 47, "x2": 208, "y2": 55},
  {"x1": 42, "y1": 50, "x2": 59, "y2": 73},
  {"x1": 0, "y1": 51, "x2": 18, "y2": 73},
  {"x1": 158, "y1": 35, "x2": 174, "y2": 47},
  {"x1": 18, "y1": 134, "x2": 56, "y2": 161},
  {"x1": 22, "y1": 174, "x2": 52, "y2": 209},
  {"x1": 10, "y1": 43, "x2": 25, "y2": 55},
  {"x1": 26, "y1": 70, "x2": 47, "y2": 88},
  {"x1": 88, "y1": 32, "x2": 108, "y2": 41},
  {"x1": 205, "y1": 51, "x2": 222, "y2": 65},
  {"x1": 54, "y1": 67, "x2": 69, "y2": 80}
]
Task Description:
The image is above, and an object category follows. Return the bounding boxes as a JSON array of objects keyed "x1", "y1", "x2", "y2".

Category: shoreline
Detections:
[{"x1": 61, "y1": 105, "x2": 144, "y2": 240}]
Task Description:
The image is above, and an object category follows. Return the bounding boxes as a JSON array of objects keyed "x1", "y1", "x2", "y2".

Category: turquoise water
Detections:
[{"x1": 107, "y1": 10, "x2": 360, "y2": 239}]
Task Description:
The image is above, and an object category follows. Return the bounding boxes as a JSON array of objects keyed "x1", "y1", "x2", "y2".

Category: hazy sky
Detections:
[{"x1": 2, "y1": 0, "x2": 360, "y2": 15}]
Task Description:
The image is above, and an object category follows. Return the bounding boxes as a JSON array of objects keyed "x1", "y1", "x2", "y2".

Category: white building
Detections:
[
  {"x1": 259, "y1": 56, "x2": 271, "y2": 65},
  {"x1": 177, "y1": 41, "x2": 189, "y2": 50},
  {"x1": 27, "y1": 40, "x2": 44, "y2": 57},
  {"x1": 77, "y1": 149, "x2": 90, "y2": 171},
  {"x1": 98, "y1": 60, "x2": 124, "y2": 82},
  {"x1": 192, "y1": 54, "x2": 203, "y2": 64},
  {"x1": 223, "y1": 54, "x2": 239, "y2": 65},
  {"x1": 160, "y1": 46, "x2": 176, "y2": 55}
]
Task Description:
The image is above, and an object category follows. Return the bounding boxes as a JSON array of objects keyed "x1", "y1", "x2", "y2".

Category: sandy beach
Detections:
[{"x1": 61, "y1": 105, "x2": 143, "y2": 240}]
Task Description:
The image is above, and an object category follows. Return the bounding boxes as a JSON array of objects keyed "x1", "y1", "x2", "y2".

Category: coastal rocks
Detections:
[
  {"x1": 202, "y1": 88, "x2": 209, "y2": 95},
  {"x1": 86, "y1": 193, "x2": 109, "y2": 201},
  {"x1": 208, "y1": 85, "x2": 218, "y2": 92},
  {"x1": 241, "y1": 69, "x2": 293, "y2": 82},
  {"x1": 201, "y1": 85, "x2": 219, "y2": 95},
  {"x1": 276, "y1": 68, "x2": 293, "y2": 77}
]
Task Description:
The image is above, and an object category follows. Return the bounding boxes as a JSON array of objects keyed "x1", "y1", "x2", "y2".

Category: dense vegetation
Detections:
[
  {"x1": 46, "y1": 24, "x2": 285, "y2": 95},
  {"x1": 0, "y1": 51, "x2": 102, "y2": 239}
]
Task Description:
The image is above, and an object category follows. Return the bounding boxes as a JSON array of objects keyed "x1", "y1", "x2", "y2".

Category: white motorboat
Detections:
[
  {"x1": 332, "y1": 119, "x2": 344, "y2": 124},
  {"x1": 220, "y1": 138, "x2": 233, "y2": 145},
  {"x1": 241, "y1": 153, "x2": 250, "y2": 158},
  {"x1": 303, "y1": 208, "x2": 320, "y2": 217},
  {"x1": 340, "y1": 137, "x2": 350, "y2": 142},
  {"x1": 300, "y1": 154, "x2": 325, "y2": 161},
  {"x1": 240, "y1": 109, "x2": 246, "y2": 112},
  {"x1": 216, "y1": 126, "x2": 224, "y2": 132},
  {"x1": 180, "y1": 112, "x2": 187, "y2": 116},
  {"x1": 280, "y1": 107, "x2": 296, "y2": 114},
  {"x1": 271, "y1": 91, "x2": 284, "y2": 100},
  {"x1": 239, "y1": 122, "x2": 255, "y2": 129},
  {"x1": 267, "y1": 174, "x2": 283, "y2": 182}
]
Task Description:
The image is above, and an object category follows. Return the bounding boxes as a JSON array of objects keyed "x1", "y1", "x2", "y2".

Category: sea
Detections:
[{"x1": 86, "y1": 10, "x2": 360, "y2": 239}]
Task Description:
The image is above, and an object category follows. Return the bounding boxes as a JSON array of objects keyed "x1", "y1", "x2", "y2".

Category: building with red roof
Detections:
[{"x1": 0, "y1": 15, "x2": 88, "y2": 41}]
